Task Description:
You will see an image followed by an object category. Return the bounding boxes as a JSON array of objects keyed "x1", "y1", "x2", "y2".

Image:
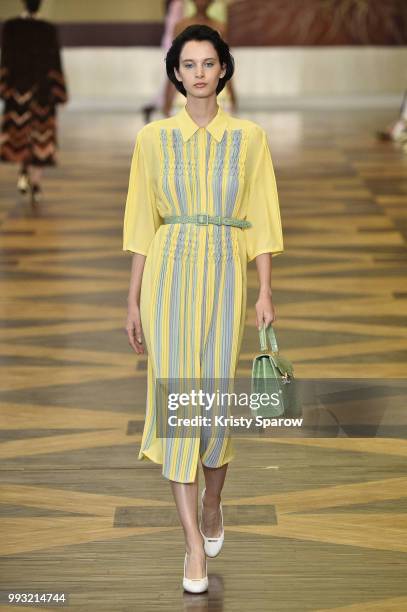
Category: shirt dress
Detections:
[{"x1": 122, "y1": 104, "x2": 284, "y2": 483}]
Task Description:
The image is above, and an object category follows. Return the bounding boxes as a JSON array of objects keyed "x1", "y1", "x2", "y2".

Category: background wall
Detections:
[
  {"x1": 1, "y1": 0, "x2": 404, "y2": 44},
  {"x1": 0, "y1": 0, "x2": 165, "y2": 21},
  {"x1": 0, "y1": 0, "x2": 405, "y2": 109},
  {"x1": 0, "y1": 0, "x2": 227, "y2": 22},
  {"x1": 61, "y1": 46, "x2": 406, "y2": 110},
  {"x1": 229, "y1": 0, "x2": 407, "y2": 45}
]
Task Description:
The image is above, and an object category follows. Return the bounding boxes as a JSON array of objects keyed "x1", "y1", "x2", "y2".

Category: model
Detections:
[
  {"x1": 0, "y1": 0, "x2": 68, "y2": 204},
  {"x1": 123, "y1": 24, "x2": 284, "y2": 593}
]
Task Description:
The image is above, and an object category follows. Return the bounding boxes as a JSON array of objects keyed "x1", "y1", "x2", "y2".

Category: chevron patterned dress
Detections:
[
  {"x1": 123, "y1": 104, "x2": 284, "y2": 483},
  {"x1": 0, "y1": 15, "x2": 68, "y2": 166}
]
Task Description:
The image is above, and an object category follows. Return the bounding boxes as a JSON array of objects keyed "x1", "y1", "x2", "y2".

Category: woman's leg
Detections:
[
  {"x1": 170, "y1": 472, "x2": 206, "y2": 579},
  {"x1": 201, "y1": 463, "x2": 228, "y2": 537},
  {"x1": 20, "y1": 160, "x2": 28, "y2": 175},
  {"x1": 162, "y1": 80, "x2": 177, "y2": 117},
  {"x1": 28, "y1": 165, "x2": 43, "y2": 187},
  {"x1": 27, "y1": 165, "x2": 43, "y2": 202}
]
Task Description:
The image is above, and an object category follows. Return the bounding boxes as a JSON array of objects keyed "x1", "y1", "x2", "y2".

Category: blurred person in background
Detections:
[
  {"x1": 376, "y1": 90, "x2": 407, "y2": 148},
  {"x1": 0, "y1": 0, "x2": 68, "y2": 204},
  {"x1": 140, "y1": 0, "x2": 184, "y2": 124}
]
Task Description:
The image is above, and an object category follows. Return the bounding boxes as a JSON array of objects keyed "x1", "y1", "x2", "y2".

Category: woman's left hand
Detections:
[{"x1": 255, "y1": 289, "x2": 276, "y2": 329}]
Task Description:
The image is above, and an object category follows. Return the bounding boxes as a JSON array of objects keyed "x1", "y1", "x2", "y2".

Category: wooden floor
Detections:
[{"x1": 0, "y1": 108, "x2": 407, "y2": 611}]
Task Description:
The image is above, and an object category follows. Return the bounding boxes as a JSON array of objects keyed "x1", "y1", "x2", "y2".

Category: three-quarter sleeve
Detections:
[
  {"x1": 244, "y1": 127, "x2": 284, "y2": 263},
  {"x1": 122, "y1": 130, "x2": 162, "y2": 256}
]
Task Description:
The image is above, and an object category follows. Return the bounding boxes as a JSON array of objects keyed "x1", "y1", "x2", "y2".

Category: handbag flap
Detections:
[{"x1": 253, "y1": 352, "x2": 294, "y2": 377}]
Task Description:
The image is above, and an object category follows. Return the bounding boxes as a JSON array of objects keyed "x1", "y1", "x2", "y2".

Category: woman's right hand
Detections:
[{"x1": 126, "y1": 302, "x2": 145, "y2": 354}]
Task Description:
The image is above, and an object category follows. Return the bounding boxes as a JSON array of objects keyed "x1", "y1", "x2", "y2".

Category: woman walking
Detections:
[
  {"x1": 0, "y1": 0, "x2": 68, "y2": 204},
  {"x1": 123, "y1": 24, "x2": 284, "y2": 593}
]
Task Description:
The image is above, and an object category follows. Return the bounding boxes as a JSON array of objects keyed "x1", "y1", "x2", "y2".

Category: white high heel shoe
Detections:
[
  {"x1": 183, "y1": 551, "x2": 208, "y2": 593},
  {"x1": 199, "y1": 488, "x2": 224, "y2": 558},
  {"x1": 17, "y1": 171, "x2": 29, "y2": 194}
]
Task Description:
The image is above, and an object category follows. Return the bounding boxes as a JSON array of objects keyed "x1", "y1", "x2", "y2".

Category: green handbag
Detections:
[{"x1": 251, "y1": 323, "x2": 302, "y2": 419}]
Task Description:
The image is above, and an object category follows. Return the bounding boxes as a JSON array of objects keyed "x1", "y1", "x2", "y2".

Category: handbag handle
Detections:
[{"x1": 259, "y1": 323, "x2": 279, "y2": 353}]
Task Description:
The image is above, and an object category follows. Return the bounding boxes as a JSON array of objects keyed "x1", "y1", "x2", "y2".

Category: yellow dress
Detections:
[{"x1": 122, "y1": 104, "x2": 284, "y2": 483}]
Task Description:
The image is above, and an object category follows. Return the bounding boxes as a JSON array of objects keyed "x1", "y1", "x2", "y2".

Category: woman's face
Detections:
[{"x1": 174, "y1": 39, "x2": 226, "y2": 100}]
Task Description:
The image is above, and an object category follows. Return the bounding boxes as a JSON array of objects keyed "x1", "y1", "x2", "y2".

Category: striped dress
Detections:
[{"x1": 123, "y1": 104, "x2": 284, "y2": 483}]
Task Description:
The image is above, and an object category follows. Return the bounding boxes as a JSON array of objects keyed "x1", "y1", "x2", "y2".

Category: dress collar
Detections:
[{"x1": 175, "y1": 104, "x2": 228, "y2": 143}]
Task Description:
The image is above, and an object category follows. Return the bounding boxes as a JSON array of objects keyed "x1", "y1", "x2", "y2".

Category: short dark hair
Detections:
[
  {"x1": 23, "y1": 0, "x2": 42, "y2": 13},
  {"x1": 165, "y1": 24, "x2": 235, "y2": 97}
]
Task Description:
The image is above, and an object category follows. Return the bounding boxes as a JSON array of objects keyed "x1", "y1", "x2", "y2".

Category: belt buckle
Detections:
[
  {"x1": 196, "y1": 213, "x2": 209, "y2": 225},
  {"x1": 222, "y1": 217, "x2": 232, "y2": 226}
]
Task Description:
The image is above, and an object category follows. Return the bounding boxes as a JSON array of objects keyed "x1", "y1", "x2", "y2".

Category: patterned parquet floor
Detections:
[{"x1": 0, "y1": 108, "x2": 406, "y2": 611}]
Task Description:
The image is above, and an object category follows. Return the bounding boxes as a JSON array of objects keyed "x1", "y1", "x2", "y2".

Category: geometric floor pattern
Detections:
[{"x1": 0, "y1": 108, "x2": 406, "y2": 610}]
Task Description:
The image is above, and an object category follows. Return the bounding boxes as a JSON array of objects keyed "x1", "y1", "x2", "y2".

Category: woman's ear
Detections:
[{"x1": 174, "y1": 67, "x2": 182, "y2": 83}]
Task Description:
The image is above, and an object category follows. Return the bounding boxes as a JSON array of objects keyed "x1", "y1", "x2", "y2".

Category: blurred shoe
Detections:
[
  {"x1": 17, "y1": 171, "x2": 29, "y2": 194},
  {"x1": 376, "y1": 130, "x2": 392, "y2": 142},
  {"x1": 30, "y1": 183, "x2": 42, "y2": 204},
  {"x1": 391, "y1": 119, "x2": 407, "y2": 141},
  {"x1": 377, "y1": 119, "x2": 407, "y2": 143},
  {"x1": 141, "y1": 104, "x2": 156, "y2": 124}
]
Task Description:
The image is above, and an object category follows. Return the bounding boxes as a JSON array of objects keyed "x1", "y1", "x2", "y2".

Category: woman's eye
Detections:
[{"x1": 184, "y1": 63, "x2": 214, "y2": 68}]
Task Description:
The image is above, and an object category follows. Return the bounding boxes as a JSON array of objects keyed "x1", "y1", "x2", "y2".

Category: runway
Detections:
[{"x1": 0, "y1": 107, "x2": 407, "y2": 610}]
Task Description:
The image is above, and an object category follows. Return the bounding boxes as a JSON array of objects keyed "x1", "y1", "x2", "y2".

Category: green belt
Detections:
[{"x1": 163, "y1": 214, "x2": 252, "y2": 229}]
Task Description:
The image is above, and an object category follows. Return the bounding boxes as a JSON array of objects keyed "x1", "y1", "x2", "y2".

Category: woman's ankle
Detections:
[
  {"x1": 185, "y1": 534, "x2": 205, "y2": 555},
  {"x1": 203, "y1": 490, "x2": 221, "y2": 506}
]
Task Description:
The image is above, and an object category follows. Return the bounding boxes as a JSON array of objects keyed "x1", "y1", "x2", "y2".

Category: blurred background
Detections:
[
  {"x1": 1, "y1": 4, "x2": 407, "y2": 609},
  {"x1": 1, "y1": 0, "x2": 405, "y2": 111}
]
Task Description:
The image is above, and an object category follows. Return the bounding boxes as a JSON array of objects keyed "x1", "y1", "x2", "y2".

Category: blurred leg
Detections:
[
  {"x1": 162, "y1": 80, "x2": 177, "y2": 117},
  {"x1": 28, "y1": 165, "x2": 43, "y2": 187}
]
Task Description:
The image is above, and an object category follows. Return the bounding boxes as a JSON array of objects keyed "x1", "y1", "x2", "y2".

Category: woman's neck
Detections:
[{"x1": 185, "y1": 96, "x2": 220, "y2": 128}]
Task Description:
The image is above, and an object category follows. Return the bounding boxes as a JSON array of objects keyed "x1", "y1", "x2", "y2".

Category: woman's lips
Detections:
[{"x1": 194, "y1": 83, "x2": 207, "y2": 88}]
